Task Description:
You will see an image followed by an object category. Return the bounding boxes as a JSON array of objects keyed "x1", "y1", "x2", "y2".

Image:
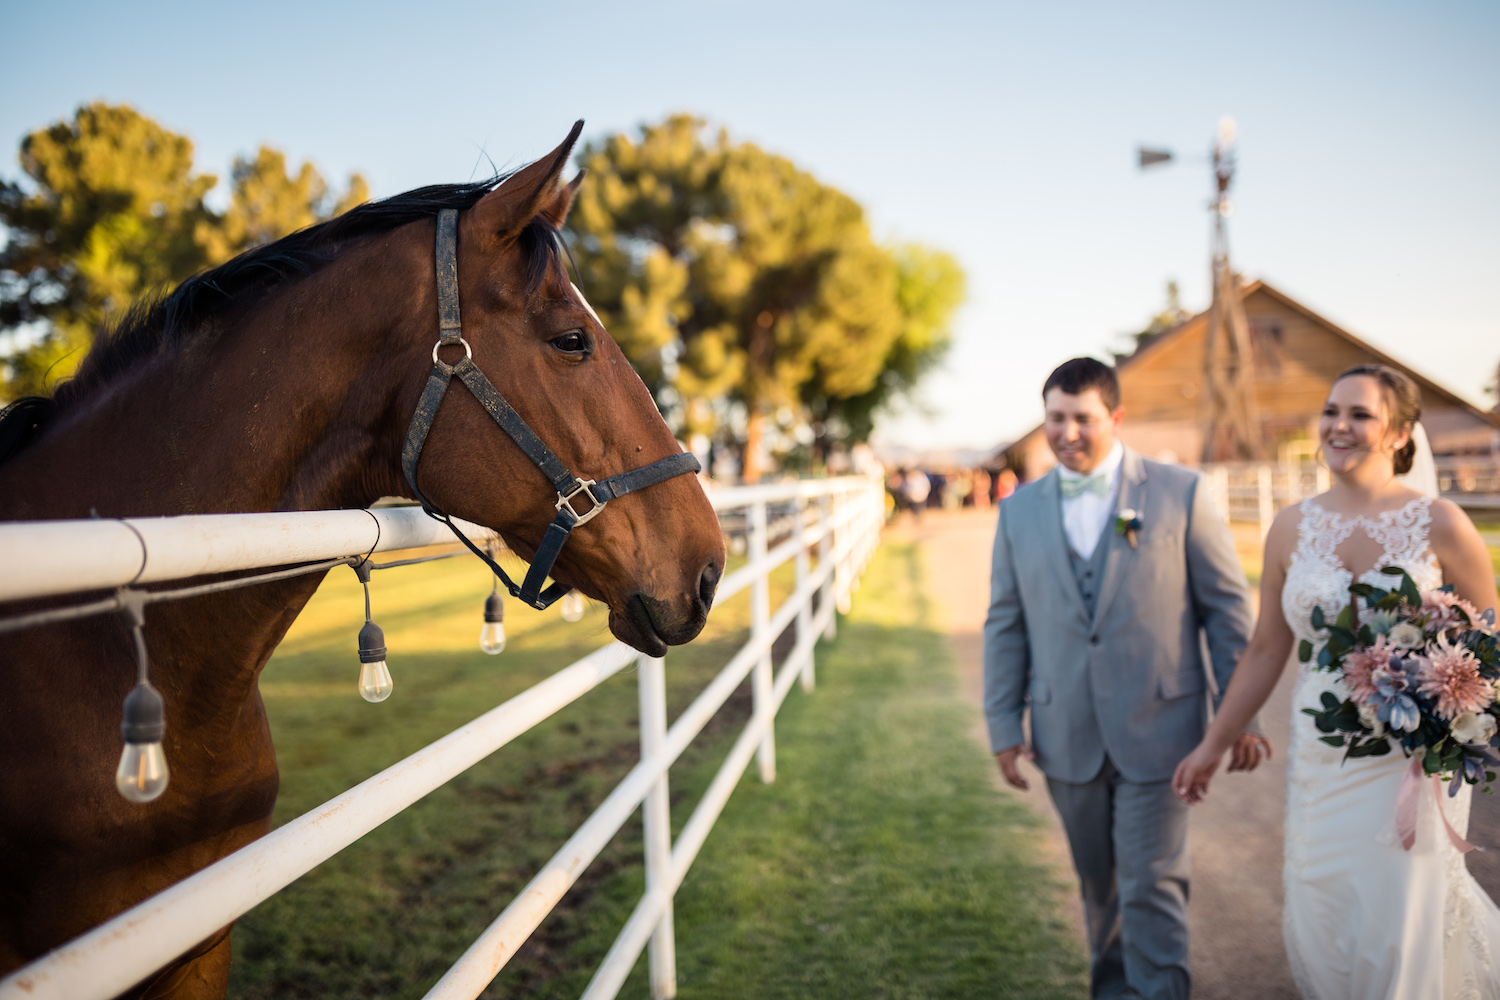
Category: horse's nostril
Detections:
[{"x1": 698, "y1": 561, "x2": 721, "y2": 610}]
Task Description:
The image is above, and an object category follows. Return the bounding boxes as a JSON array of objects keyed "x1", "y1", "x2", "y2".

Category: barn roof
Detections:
[{"x1": 996, "y1": 277, "x2": 1498, "y2": 462}]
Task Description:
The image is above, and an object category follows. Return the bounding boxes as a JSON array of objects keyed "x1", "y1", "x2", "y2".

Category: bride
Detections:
[{"x1": 1173, "y1": 364, "x2": 1500, "y2": 998}]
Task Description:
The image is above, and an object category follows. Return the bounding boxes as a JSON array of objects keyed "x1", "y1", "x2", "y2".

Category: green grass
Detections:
[
  {"x1": 226, "y1": 542, "x2": 1084, "y2": 999},
  {"x1": 664, "y1": 543, "x2": 1086, "y2": 998}
]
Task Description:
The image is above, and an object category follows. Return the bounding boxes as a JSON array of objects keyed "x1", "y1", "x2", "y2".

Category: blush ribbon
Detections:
[{"x1": 1395, "y1": 757, "x2": 1479, "y2": 854}]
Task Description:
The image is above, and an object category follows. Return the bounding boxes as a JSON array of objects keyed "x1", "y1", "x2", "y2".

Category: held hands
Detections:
[
  {"x1": 1173, "y1": 733, "x2": 1273, "y2": 804},
  {"x1": 995, "y1": 744, "x2": 1035, "y2": 791}
]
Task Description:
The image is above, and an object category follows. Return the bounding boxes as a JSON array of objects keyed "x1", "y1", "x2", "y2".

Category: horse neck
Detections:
[
  {"x1": 0, "y1": 237, "x2": 429, "y2": 521},
  {"x1": 0, "y1": 233, "x2": 430, "y2": 727}
]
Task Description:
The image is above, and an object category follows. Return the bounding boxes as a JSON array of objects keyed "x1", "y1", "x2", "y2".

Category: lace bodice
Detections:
[{"x1": 1282, "y1": 496, "x2": 1441, "y2": 655}]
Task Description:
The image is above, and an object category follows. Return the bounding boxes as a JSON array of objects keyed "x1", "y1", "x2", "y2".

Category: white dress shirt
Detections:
[{"x1": 1057, "y1": 442, "x2": 1123, "y2": 558}]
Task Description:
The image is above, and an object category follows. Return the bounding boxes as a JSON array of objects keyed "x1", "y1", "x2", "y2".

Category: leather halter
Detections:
[{"x1": 401, "y1": 209, "x2": 701, "y2": 609}]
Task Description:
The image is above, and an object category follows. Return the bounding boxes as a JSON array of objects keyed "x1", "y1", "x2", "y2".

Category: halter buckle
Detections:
[{"x1": 556, "y1": 479, "x2": 606, "y2": 526}]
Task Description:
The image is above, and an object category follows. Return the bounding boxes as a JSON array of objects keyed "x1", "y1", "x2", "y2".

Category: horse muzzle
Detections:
[{"x1": 610, "y1": 561, "x2": 719, "y2": 656}]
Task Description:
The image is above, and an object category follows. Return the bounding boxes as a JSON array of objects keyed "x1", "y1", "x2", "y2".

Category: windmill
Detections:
[{"x1": 1140, "y1": 118, "x2": 1263, "y2": 461}]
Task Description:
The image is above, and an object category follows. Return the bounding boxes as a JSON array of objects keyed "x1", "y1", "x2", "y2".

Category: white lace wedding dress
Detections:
[{"x1": 1282, "y1": 496, "x2": 1500, "y2": 998}]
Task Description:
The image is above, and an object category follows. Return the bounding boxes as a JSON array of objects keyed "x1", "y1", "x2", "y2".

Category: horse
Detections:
[{"x1": 0, "y1": 122, "x2": 725, "y2": 998}]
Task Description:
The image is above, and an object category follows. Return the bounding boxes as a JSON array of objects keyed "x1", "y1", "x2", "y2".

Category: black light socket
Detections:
[
  {"x1": 121, "y1": 681, "x2": 165, "y2": 744},
  {"x1": 484, "y1": 592, "x2": 505, "y2": 624},
  {"x1": 358, "y1": 620, "x2": 387, "y2": 663}
]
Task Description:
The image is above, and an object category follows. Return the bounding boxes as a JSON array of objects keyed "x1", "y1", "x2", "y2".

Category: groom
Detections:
[{"x1": 984, "y1": 358, "x2": 1267, "y2": 1000}]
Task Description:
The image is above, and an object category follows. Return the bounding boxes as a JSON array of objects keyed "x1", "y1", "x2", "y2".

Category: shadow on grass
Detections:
[{"x1": 228, "y1": 543, "x2": 1085, "y2": 999}]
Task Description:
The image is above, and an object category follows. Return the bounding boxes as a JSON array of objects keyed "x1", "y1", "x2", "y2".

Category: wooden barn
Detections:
[{"x1": 1002, "y1": 279, "x2": 1500, "y2": 480}]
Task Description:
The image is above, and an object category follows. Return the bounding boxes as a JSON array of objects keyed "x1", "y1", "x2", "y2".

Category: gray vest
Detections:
[{"x1": 1067, "y1": 524, "x2": 1113, "y2": 619}]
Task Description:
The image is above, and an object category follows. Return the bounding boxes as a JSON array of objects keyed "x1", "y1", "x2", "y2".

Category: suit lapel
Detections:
[
  {"x1": 1038, "y1": 470, "x2": 1089, "y2": 622},
  {"x1": 1092, "y1": 447, "x2": 1146, "y2": 625}
]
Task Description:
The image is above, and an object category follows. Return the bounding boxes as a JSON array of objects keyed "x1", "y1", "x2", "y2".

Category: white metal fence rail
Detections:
[
  {"x1": 0, "y1": 476, "x2": 884, "y2": 1000},
  {"x1": 1202, "y1": 456, "x2": 1500, "y2": 537}
]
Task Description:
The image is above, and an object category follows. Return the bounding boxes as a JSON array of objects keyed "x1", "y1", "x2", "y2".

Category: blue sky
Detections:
[{"x1": 5, "y1": 0, "x2": 1496, "y2": 448}]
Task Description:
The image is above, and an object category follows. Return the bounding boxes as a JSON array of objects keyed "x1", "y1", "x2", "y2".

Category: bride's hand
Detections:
[{"x1": 1173, "y1": 741, "x2": 1222, "y2": 805}]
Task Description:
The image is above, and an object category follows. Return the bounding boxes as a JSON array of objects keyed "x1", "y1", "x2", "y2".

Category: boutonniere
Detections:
[{"x1": 1115, "y1": 509, "x2": 1142, "y2": 549}]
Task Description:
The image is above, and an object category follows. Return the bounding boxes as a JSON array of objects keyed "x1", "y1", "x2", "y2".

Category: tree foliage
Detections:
[
  {"x1": 0, "y1": 103, "x2": 366, "y2": 398},
  {"x1": 568, "y1": 115, "x2": 962, "y2": 479}
]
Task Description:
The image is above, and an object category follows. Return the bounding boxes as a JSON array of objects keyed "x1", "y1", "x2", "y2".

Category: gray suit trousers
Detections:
[{"x1": 1048, "y1": 758, "x2": 1190, "y2": 1000}]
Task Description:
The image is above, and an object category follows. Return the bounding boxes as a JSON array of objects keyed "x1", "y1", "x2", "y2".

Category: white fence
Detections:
[
  {"x1": 1202, "y1": 456, "x2": 1500, "y2": 536},
  {"x1": 0, "y1": 476, "x2": 886, "y2": 1000},
  {"x1": 1199, "y1": 462, "x2": 1331, "y2": 536}
]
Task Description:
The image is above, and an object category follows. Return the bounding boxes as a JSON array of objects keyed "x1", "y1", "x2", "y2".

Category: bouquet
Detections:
[{"x1": 1301, "y1": 566, "x2": 1500, "y2": 794}]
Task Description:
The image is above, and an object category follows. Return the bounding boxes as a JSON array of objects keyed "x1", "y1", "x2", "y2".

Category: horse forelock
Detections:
[{"x1": 0, "y1": 171, "x2": 578, "y2": 467}]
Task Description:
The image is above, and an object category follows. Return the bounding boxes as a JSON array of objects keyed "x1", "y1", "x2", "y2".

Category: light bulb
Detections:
[
  {"x1": 357, "y1": 619, "x2": 392, "y2": 702},
  {"x1": 480, "y1": 591, "x2": 506, "y2": 654},
  {"x1": 359, "y1": 659, "x2": 394, "y2": 702},
  {"x1": 560, "y1": 590, "x2": 585, "y2": 622},
  {"x1": 117, "y1": 679, "x2": 169, "y2": 803},
  {"x1": 116, "y1": 741, "x2": 169, "y2": 803},
  {"x1": 480, "y1": 621, "x2": 507, "y2": 655}
]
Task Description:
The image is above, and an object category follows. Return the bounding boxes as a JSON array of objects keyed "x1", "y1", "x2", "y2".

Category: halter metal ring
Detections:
[
  {"x1": 556, "y1": 479, "x2": 606, "y2": 526},
  {"x1": 433, "y1": 337, "x2": 473, "y2": 364}
]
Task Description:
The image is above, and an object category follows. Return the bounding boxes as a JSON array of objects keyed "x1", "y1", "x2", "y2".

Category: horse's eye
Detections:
[{"x1": 550, "y1": 330, "x2": 589, "y2": 355}]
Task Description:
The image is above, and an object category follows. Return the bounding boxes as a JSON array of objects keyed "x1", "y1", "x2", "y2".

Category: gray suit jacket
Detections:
[{"x1": 983, "y1": 448, "x2": 1254, "y2": 784}]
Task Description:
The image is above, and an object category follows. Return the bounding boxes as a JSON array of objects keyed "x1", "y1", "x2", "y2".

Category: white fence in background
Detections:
[
  {"x1": 0, "y1": 476, "x2": 886, "y2": 1000},
  {"x1": 1201, "y1": 456, "x2": 1500, "y2": 536},
  {"x1": 1199, "y1": 461, "x2": 1332, "y2": 536}
]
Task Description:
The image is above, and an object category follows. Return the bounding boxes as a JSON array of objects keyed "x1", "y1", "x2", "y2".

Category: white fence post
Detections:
[
  {"x1": 834, "y1": 492, "x2": 852, "y2": 615},
  {"x1": 819, "y1": 494, "x2": 836, "y2": 642},
  {"x1": 636, "y1": 656, "x2": 678, "y2": 1000},
  {"x1": 794, "y1": 500, "x2": 814, "y2": 693},
  {"x1": 748, "y1": 500, "x2": 775, "y2": 784},
  {"x1": 636, "y1": 653, "x2": 676, "y2": 1000},
  {"x1": 1256, "y1": 464, "x2": 1274, "y2": 538},
  {"x1": 1210, "y1": 467, "x2": 1231, "y2": 524}
]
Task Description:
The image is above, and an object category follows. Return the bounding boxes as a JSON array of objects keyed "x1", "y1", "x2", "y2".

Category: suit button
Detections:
[{"x1": 1090, "y1": 636, "x2": 1100, "y2": 646}]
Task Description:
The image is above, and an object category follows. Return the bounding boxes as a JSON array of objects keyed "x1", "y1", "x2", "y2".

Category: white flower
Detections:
[
  {"x1": 1388, "y1": 623, "x2": 1425, "y2": 649},
  {"x1": 1451, "y1": 712, "x2": 1497, "y2": 746},
  {"x1": 1357, "y1": 701, "x2": 1387, "y2": 738}
]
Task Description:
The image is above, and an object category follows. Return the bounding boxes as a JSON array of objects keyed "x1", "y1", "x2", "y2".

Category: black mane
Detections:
[{"x1": 0, "y1": 176, "x2": 571, "y2": 466}]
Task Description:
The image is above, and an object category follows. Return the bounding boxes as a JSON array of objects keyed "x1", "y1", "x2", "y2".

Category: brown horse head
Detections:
[
  {"x1": 0, "y1": 123, "x2": 724, "y2": 990},
  {"x1": 397, "y1": 123, "x2": 723, "y2": 654}
]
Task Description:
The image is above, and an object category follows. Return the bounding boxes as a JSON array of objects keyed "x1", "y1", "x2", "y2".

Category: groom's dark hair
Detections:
[{"x1": 1043, "y1": 357, "x2": 1120, "y2": 411}]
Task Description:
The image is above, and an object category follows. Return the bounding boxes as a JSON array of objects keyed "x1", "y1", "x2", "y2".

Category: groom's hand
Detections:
[
  {"x1": 995, "y1": 745, "x2": 1034, "y2": 790},
  {"x1": 1227, "y1": 733, "x2": 1273, "y2": 772}
]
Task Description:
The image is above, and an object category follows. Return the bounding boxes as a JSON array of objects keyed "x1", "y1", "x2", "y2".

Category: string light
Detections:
[
  {"x1": 353, "y1": 561, "x2": 392, "y2": 702},
  {"x1": 115, "y1": 592, "x2": 169, "y2": 803},
  {"x1": 480, "y1": 578, "x2": 506, "y2": 655}
]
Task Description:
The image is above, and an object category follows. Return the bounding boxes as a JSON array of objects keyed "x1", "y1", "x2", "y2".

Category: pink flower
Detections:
[
  {"x1": 1415, "y1": 633, "x2": 1492, "y2": 720},
  {"x1": 1423, "y1": 589, "x2": 1479, "y2": 633},
  {"x1": 1342, "y1": 635, "x2": 1395, "y2": 704}
]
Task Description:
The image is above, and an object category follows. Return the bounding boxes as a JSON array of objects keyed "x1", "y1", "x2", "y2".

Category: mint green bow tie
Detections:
[{"x1": 1060, "y1": 473, "x2": 1108, "y2": 499}]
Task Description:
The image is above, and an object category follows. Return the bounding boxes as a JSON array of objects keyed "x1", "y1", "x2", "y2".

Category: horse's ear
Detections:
[
  {"x1": 538, "y1": 169, "x2": 586, "y2": 229},
  {"x1": 469, "y1": 120, "x2": 584, "y2": 239}
]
